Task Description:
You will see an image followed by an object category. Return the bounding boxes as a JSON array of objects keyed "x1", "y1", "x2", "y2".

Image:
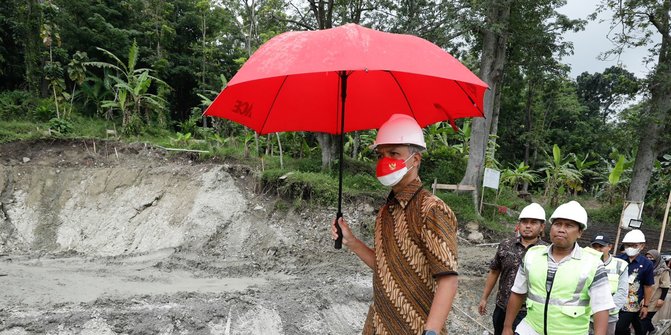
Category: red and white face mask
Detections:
[{"x1": 376, "y1": 156, "x2": 414, "y2": 187}]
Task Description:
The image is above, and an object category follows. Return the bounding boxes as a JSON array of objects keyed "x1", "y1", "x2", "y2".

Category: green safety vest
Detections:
[
  {"x1": 604, "y1": 256, "x2": 628, "y2": 315},
  {"x1": 523, "y1": 244, "x2": 603, "y2": 335}
]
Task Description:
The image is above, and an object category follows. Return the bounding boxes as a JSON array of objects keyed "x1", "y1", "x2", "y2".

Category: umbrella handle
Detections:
[{"x1": 334, "y1": 212, "x2": 343, "y2": 249}]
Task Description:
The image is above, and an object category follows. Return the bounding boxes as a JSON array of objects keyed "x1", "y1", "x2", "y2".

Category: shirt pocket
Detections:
[{"x1": 560, "y1": 305, "x2": 587, "y2": 318}]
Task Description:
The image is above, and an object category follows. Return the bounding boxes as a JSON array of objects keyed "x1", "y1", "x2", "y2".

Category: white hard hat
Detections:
[
  {"x1": 622, "y1": 229, "x2": 646, "y2": 243},
  {"x1": 550, "y1": 200, "x2": 588, "y2": 229},
  {"x1": 371, "y1": 114, "x2": 426, "y2": 150},
  {"x1": 519, "y1": 203, "x2": 546, "y2": 222}
]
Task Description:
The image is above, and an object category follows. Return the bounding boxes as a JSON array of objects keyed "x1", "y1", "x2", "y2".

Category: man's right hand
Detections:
[
  {"x1": 331, "y1": 217, "x2": 356, "y2": 247},
  {"x1": 478, "y1": 299, "x2": 487, "y2": 315},
  {"x1": 502, "y1": 327, "x2": 514, "y2": 335}
]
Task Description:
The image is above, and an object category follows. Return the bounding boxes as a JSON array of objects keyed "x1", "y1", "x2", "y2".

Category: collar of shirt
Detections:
[
  {"x1": 543, "y1": 242, "x2": 583, "y2": 263},
  {"x1": 617, "y1": 253, "x2": 650, "y2": 265},
  {"x1": 515, "y1": 236, "x2": 545, "y2": 248},
  {"x1": 387, "y1": 178, "x2": 423, "y2": 209}
]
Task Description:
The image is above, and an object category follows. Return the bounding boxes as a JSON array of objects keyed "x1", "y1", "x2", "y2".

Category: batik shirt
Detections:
[
  {"x1": 362, "y1": 179, "x2": 458, "y2": 335},
  {"x1": 617, "y1": 253, "x2": 654, "y2": 312},
  {"x1": 490, "y1": 236, "x2": 547, "y2": 309}
]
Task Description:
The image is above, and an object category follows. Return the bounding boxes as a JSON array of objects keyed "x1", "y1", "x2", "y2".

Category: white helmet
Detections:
[
  {"x1": 371, "y1": 114, "x2": 426, "y2": 150},
  {"x1": 622, "y1": 229, "x2": 646, "y2": 243},
  {"x1": 550, "y1": 200, "x2": 588, "y2": 229},
  {"x1": 519, "y1": 203, "x2": 546, "y2": 222}
]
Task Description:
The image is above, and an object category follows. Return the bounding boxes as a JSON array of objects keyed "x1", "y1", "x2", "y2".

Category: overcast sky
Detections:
[{"x1": 557, "y1": 0, "x2": 659, "y2": 79}]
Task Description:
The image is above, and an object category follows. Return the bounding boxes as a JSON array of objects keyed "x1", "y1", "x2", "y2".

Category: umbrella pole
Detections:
[{"x1": 335, "y1": 71, "x2": 347, "y2": 250}]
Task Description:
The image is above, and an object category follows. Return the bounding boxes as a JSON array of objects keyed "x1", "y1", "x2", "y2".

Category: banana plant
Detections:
[
  {"x1": 86, "y1": 40, "x2": 169, "y2": 133},
  {"x1": 540, "y1": 144, "x2": 582, "y2": 205},
  {"x1": 502, "y1": 162, "x2": 537, "y2": 192}
]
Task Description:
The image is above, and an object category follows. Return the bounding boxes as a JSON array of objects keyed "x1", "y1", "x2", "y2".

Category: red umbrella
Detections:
[{"x1": 205, "y1": 23, "x2": 488, "y2": 248}]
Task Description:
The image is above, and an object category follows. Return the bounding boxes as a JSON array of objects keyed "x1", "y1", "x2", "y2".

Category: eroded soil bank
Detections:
[{"x1": 0, "y1": 140, "x2": 495, "y2": 335}]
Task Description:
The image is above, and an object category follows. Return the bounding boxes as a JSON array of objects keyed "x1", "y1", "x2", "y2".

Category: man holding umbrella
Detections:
[{"x1": 331, "y1": 114, "x2": 458, "y2": 335}]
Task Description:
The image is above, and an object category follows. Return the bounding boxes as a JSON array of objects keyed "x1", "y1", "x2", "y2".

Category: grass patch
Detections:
[
  {"x1": 0, "y1": 120, "x2": 48, "y2": 143},
  {"x1": 261, "y1": 168, "x2": 385, "y2": 206}
]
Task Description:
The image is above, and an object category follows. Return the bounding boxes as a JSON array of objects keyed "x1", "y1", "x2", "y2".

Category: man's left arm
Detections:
[
  {"x1": 589, "y1": 263, "x2": 615, "y2": 335},
  {"x1": 592, "y1": 310, "x2": 609, "y2": 335},
  {"x1": 641, "y1": 262, "x2": 656, "y2": 318},
  {"x1": 420, "y1": 198, "x2": 459, "y2": 333},
  {"x1": 424, "y1": 274, "x2": 458, "y2": 332}
]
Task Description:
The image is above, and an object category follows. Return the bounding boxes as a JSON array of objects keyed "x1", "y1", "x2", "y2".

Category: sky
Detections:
[{"x1": 557, "y1": 0, "x2": 659, "y2": 79}]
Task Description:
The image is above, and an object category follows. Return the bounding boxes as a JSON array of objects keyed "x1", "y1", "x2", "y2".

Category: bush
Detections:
[
  {"x1": 587, "y1": 204, "x2": 621, "y2": 226},
  {"x1": 0, "y1": 90, "x2": 40, "y2": 120},
  {"x1": 420, "y1": 147, "x2": 467, "y2": 185},
  {"x1": 48, "y1": 118, "x2": 73, "y2": 134}
]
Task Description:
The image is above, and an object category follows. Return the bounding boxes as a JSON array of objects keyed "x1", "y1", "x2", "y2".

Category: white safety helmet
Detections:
[
  {"x1": 550, "y1": 200, "x2": 588, "y2": 229},
  {"x1": 518, "y1": 203, "x2": 546, "y2": 222},
  {"x1": 371, "y1": 114, "x2": 426, "y2": 150},
  {"x1": 622, "y1": 229, "x2": 646, "y2": 243}
]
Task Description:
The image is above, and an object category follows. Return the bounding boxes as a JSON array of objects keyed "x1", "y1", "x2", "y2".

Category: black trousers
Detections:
[
  {"x1": 640, "y1": 311, "x2": 657, "y2": 335},
  {"x1": 615, "y1": 311, "x2": 644, "y2": 335},
  {"x1": 493, "y1": 305, "x2": 526, "y2": 335}
]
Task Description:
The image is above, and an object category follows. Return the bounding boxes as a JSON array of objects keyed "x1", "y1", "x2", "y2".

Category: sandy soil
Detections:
[{"x1": 0, "y1": 139, "x2": 498, "y2": 335}]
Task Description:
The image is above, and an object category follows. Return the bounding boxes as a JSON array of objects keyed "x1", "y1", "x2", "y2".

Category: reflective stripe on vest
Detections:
[
  {"x1": 604, "y1": 257, "x2": 628, "y2": 315},
  {"x1": 523, "y1": 245, "x2": 601, "y2": 335}
]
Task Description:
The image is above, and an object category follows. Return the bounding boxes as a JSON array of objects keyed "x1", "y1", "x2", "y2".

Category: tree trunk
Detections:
[
  {"x1": 627, "y1": 25, "x2": 671, "y2": 202},
  {"x1": 352, "y1": 132, "x2": 360, "y2": 159},
  {"x1": 521, "y1": 80, "x2": 536, "y2": 193},
  {"x1": 24, "y1": 0, "x2": 43, "y2": 96},
  {"x1": 489, "y1": 83, "x2": 503, "y2": 140},
  {"x1": 460, "y1": 0, "x2": 511, "y2": 205},
  {"x1": 316, "y1": 133, "x2": 338, "y2": 171}
]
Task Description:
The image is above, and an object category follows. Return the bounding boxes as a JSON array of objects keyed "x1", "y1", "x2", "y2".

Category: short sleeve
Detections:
[
  {"x1": 642, "y1": 262, "x2": 656, "y2": 286},
  {"x1": 421, "y1": 197, "x2": 458, "y2": 276},
  {"x1": 661, "y1": 271, "x2": 671, "y2": 288},
  {"x1": 490, "y1": 244, "x2": 504, "y2": 271},
  {"x1": 511, "y1": 265, "x2": 528, "y2": 294}
]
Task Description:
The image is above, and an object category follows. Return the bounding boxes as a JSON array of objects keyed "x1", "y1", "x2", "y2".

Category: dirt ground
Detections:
[{"x1": 0, "y1": 139, "x2": 502, "y2": 335}]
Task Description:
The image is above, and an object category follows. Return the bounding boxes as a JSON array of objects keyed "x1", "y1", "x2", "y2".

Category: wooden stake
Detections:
[{"x1": 657, "y1": 190, "x2": 671, "y2": 251}]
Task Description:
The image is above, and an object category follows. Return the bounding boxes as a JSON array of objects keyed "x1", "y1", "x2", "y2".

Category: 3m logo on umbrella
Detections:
[{"x1": 233, "y1": 100, "x2": 253, "y2": 118}]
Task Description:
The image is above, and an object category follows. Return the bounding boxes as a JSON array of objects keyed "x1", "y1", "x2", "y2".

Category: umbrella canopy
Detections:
[
  {"x1": 205, "y1": 23, "x2": 488, "y2": 134},
  {"x1": 204, "y1": 23, "x2": 488, "y2": 249}
]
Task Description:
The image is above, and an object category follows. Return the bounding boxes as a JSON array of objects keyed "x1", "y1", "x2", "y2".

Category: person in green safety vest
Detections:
[
  {"x1": 589, "y1": 233, "x2": 629, "y2": 335},
  {"x1": 502, "y1": 201, "x2": 615, "y2": 335}
]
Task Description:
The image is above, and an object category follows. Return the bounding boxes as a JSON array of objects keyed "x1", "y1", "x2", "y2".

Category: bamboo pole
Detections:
[{"x1": 657, "y1": 190, "x2": 671, "y2": 251}]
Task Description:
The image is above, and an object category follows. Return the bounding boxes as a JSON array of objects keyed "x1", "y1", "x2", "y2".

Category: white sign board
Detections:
[
  {"x1": 483, "y1": 168, "x2": 501, "y2": 190},
  {"x1": 620, "y1": 201, "x2": 644, "y2": 229}
]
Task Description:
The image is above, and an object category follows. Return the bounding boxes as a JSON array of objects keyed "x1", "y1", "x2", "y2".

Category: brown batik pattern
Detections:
[{"x1": 362, "y1": 179, "x2": 458, "y2": 335}]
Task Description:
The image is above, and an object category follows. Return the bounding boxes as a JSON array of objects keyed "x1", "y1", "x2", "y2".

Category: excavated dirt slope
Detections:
[{"x1": 0, "y1": 140, "x2": 497, "y2": 335}]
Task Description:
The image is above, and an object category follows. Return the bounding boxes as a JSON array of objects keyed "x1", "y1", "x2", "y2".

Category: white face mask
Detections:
[{"x1": 625, "y1": 247, "x2": 640, "y2": 257}]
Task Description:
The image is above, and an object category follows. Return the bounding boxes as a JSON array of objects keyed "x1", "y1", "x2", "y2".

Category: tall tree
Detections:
[
  {"x1": 460, "y1": 0, "x2": 511, "y2": 194},
  {"x1": 576, "y1": 66, "x2": 640, "y2": 123},
  {"x1": 599, "y1": 0, "x2": 671, "y2": 203}
]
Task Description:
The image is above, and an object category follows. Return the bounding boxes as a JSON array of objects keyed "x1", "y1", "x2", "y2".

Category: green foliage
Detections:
[
  {"x1": 420, "y1": 147, "x2": 468, "y2": 185},
  {"x1": 86, "y1": 40, "x2": 169, "y2": 134},
  {"x1": 587, "y1": 204, "x2": 621, "y2": 226},
  {"x1": 540, "y1": 144, "x2": 582, "y2": 205},
  {"x1": 0, "y1": 120, "x2": 45, "y2": 143},
  {"x1": 501, "y1": 162, "x2": 537, "y2": 191},
  {"x1": 0, "y1": 90, "x2": 39, "y2": 119},
  {"x1": 48, "y1": 117, "x2": 73, "y2": 134},
  {"x1": 435, "y1": 192, "x2": 480, "y2": 224}
]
